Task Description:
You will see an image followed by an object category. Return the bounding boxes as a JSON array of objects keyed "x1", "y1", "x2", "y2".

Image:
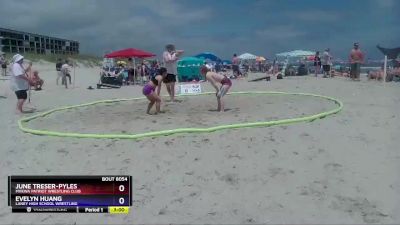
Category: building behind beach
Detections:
[{"x1": 0, "y1": 27, "x2": 79, "y2": 55}]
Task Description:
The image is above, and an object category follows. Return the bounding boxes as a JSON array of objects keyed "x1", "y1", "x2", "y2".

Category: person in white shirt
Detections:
[
  {"x1": 162, "y1": 44, "x2": 184, "y2": 102},
  {"x1": 61, "y1": 60, "x2": 71, "y2": 88},
  {"x1": 10, "y1": 54, "x2": 33, "y2": 114},
  {"x1": 322, "y1": 48, "x2": 333, "y2": 78}
]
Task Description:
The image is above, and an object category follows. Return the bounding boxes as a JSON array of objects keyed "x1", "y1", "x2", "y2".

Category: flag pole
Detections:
[
  {"x1": 73, "y1": 59, "x2": 76, "y2": 88},
  {"x1": 383, "y1": 55, "x2": 387, "y2": 82}
]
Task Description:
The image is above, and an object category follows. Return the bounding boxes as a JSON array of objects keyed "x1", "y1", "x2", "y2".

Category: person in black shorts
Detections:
[
  {"x1": 232, "y1": 53, "x2": 241, "y2": 77},
  {"x1": 314, "y1": 51, "x2": 321, "y2": 77},
  {"x1": 11, "y1": 54, "x2": 34, "y2": 114},
  {"x1": 162, "y1": 44, "x2": 184, "y2": 101},
  {"x1": 322, "y1": 48, "x2": 332, "y2": 78}
]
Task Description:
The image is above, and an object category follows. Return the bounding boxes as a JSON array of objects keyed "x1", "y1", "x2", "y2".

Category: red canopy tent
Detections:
[
  {"x1": 104, "y1": 48, "x2": 156, "y2": 58},
  {"x1": 104, "y1": 48, "x2": 156, "y2": 84}
]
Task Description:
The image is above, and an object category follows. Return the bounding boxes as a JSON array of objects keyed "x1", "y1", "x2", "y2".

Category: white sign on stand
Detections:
[{"x1": 176, "y1": 83, "x2": 202, "y2": 95}]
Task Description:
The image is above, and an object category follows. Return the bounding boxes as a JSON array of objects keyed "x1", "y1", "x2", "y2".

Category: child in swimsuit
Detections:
[
  {"x1": 142, "y1": 67, "x2": 167, "y2": 115},
  {"x1": 30, "y1": 70, "x2": 44, "y2": 90},
  {"x1": 200, "y1": 66, "x2": 232, "y2": 112}
]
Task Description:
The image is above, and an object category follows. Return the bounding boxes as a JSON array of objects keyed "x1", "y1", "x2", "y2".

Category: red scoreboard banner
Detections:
[{"x1": 8, "y1": 176, "x2": 132, "y2": 213}]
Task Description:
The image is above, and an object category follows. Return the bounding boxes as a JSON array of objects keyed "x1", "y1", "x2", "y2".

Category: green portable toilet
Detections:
[{"x1": 177, "y1": 57, "x2": 205, "y2": 82}]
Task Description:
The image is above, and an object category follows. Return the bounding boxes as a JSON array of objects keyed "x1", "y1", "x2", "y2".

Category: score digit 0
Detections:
[
  {"x1": 119, "y1": 197, "x2": 125, "y2": 205},
  {"x1": 118, "y1": 185, "x2": 125, "y2": 192}
]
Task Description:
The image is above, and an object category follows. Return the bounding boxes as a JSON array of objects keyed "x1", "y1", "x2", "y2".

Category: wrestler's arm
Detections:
[{"x1": 207, "y1": 74, "x2": 220, "y2": 92}]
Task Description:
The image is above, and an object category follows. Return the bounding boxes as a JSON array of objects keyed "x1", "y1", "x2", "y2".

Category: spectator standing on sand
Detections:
[
  {"x1": 232, "y1": 53, "x2": 241, "y2": 77},
  {"x1": 163, "y1": 44, "x2": 184, "y2": 102},
  {"x1": 127, "y1": 58, "x2": 134, "y2": 85},
  {"x1": 272, "y1": 58, "x2": 278, "y2": 74},
  {"x1": 314, "y1": 51, "x2": 321, "y2": 77},
  {"x1": 61, "y1": 60, "x2": 71, "y2": 88},
  {"x1": 1, "y1": 52, "x2": 7, "y2": 76},
  {"x1": 322, "y1": 48, "x2": 333, "y2": 78},
  {"x1": 10, "y1": 54, "x2": 34, "y2": 114},
  {"x1": 149, "y1": 61, "x2": 158, "y2": 79},
  {"x1": 349, "y1": 42, "x2": 364, "y2": 81},
  {"x1": 141, "y1": 62, "x2": 147, "y2": 84},
  {"x1": 56, "y1": 58, "x2": 63, "y2": 85}
]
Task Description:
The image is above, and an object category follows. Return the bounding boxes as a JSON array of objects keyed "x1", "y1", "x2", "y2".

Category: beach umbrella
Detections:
[
  {"x1": 194, "y1": 52, "x2": 222, "y2": 62},
  {"x1": 376, "y1": 45, "x2": 400, "y2": 81},
  {"x1": 238, "y1": 53, "x2": 257, "y2": 60},
  {"x1": 376, "y1": 45, "x2": 400, "y2": 60},
  {"x1": 307, "y1": 55, "x2": 315, "y2": 61},
  {"x1": 104, "y1": 48, "x2": 155, "y2": 58},
  {"x1": 256, "y1": 56, "x2": 266, "y2": 62}
]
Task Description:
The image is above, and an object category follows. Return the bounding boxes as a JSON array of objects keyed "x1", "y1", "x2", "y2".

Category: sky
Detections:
[{"x1": 0, "y1": 0, "x2": 399, "y2": 60}]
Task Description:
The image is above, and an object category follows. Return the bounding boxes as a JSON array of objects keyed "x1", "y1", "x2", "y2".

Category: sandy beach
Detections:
[{"x1": 0, "y1": 62, "x2": 399, "y2": 224}]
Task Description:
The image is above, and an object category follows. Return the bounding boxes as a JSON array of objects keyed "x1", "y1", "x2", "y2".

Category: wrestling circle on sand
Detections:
[{"x1": 18, "y1": 91, "x2": 343, "y2": 139}]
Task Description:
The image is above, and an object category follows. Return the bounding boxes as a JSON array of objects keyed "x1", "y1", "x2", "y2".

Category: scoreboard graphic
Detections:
[{"x1": 8, "y1": 176, "x2": 132, "y2": 213}]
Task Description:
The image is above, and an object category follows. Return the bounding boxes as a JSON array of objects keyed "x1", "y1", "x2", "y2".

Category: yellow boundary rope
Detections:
[{"x1": 18, "y1": 91, "x2": 343, "y2": 139}]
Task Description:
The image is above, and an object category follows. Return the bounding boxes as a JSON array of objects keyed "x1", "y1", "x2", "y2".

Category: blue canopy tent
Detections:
[
  {"x1": 222, "y1": 60, "x2": 232, "y2": 65},
  {"x1": 177, "y1": 57, "x2": 205, "y2": 82},
  {"x1": 194, "y1": 52, "x2": 222, "y2": 62}
]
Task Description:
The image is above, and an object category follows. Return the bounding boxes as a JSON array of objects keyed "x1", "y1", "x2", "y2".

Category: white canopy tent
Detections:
[
  {"x1": 276, "y1": 50, "x2": 315, "y2": 58},
  {"x1": 275, "y1": 50, "x2": 315, "y2": 75},
  {"x1": 238, "y1": 53, "x2": 257, "y2": 60}
]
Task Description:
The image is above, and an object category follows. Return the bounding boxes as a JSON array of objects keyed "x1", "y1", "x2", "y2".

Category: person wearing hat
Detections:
[
  {"x1": 0, "y1": 52, "x2": 7, "y2": 76},
  {"x1": 10, "y1": 54, "x2": 33, "y2": 113},
  {"x1": 162, "y1": 44, "x2": 184, "y2": 102},
  {"x1": 349, "y1": 42, "x2": 364, "y2": 81}
]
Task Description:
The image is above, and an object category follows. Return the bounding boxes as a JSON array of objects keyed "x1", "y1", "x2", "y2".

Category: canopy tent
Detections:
[
  {"x1": 177, "y1": 57, "x2": 205, "y2": 82},
  {"x1": 194, "y1": 52, "x2": 222, "y2": 62},
  {"x1": 178, "y1": 57, "x2": 205, "y2": 66},
  {"x1": 104, "y1": 48, "x2": 155, "y2": 84},
  {"x1": 276, "y1": 50, "x2": 315, "y2": 58},
  {"x1": 222, "y1": 59, "x2": 232, "y2": 65},
  {"x1": 238, "y1": 53, "x2": 257, "y2": 60},
  {"x1": 104, "y1": 48, "x2": 155, "y2": 58},
  {"x1": 275, "y1": 50, "x2": 315, "y2": 75}
]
